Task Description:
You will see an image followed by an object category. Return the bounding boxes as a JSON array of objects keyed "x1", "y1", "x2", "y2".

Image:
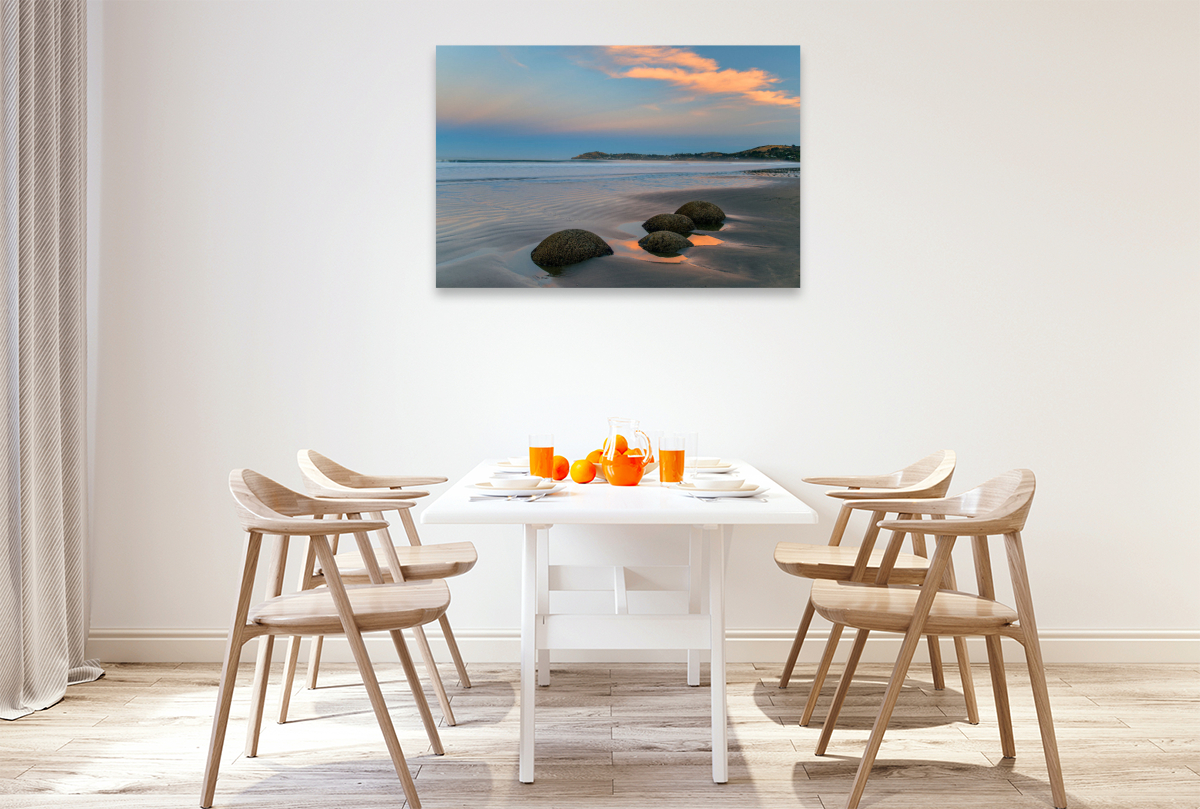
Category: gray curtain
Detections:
[{"x1": 0, "y1": 0, "x2": 99, "y2": 721}]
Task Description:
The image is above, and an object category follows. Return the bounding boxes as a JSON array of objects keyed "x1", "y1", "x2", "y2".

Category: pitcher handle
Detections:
[{"x1": 635, "y1": 430, "x2": 655, "y2": 463}]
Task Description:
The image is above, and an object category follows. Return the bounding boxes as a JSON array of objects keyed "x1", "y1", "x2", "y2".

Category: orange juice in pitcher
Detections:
[{"x1": 601, "y1": 417, "x2": 655, "y2": 486}]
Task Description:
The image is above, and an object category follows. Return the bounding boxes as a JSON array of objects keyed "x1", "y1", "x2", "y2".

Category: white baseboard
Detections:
[{"x1": 88, "y1": 626, "x2": 1200, "y2": 665}]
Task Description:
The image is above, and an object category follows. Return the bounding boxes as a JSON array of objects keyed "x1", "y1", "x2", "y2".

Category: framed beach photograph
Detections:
[{"x1": 436, "y1": 46, "x2": 800, "y2": 288}]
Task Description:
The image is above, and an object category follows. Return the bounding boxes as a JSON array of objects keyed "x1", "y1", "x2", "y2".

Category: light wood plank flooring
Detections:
[{"x1": 1, "y1": 660, "x2": 1197, "y2": 808}]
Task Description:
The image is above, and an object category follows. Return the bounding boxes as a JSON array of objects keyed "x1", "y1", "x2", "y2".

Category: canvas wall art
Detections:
[{"x1": 436, "y1": 46, "x2": 800, "y2": 288}]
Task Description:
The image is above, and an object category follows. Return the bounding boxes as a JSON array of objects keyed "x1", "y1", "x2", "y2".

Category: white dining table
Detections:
[{"x1": 420, "y1": 459, "x2": 818, "y2": 784}]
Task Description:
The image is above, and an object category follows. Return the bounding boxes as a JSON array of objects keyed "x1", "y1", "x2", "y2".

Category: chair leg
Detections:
[
  {"x1": 801, "y1": 622, "x2": 843, "y2": 726},
  {"x1": 953, "y1": 635, "x2": 979, "y2": 724},
  {"x1": 389, "y1": 628, "x2": 445, "y2": 756},
  {"x1": 985, "y1": 634, "x2": 1015, "y2": 756},
  {"x1": 925, "y1": 635, "x2": 946, "y2": 690},
  {"x1": 244, "y1": 635, "x2": 275, "y2": 757},
  {"x1": 910, "y1": 530, "x2": 947, "y2": 691},
  {"x1": 311, "y1": 535, "x2": 424, "y2": 808},
  {"x1": 277, "y1": 634, "x2": 303, "y2": 724},
  {"x1": 1006, "y1": 532, "x2": 1067, "y2": 808},
  {"x1": 244, "y1": 535, "x2": 289, "y2": 755},
  {"x1": 840, "y1": 535, "x2": 957, "y2": 809},
  {"x1": 779, "y1": 597, "x2": 816, "y2": 688},
  {"x1": 439, "y1": 613, "x2": 472, "y2": 688},
  {"x1": 940, "y1": 555, "x2": 979, "y2": 722},
  {"x1": 353, "y1": 631, "x2": 423, "y2": 808},
  {"x1": 200, "y1": 631, "x2": 248, "y2": 808},
  {"x1": 305, "y1": 635, "x2": 324, "y2": 688},
  {"x1": 201, "y1": 533, "x2": 262, "y2": 809},
  {"x1": 815, "y1": 628, "x2": 870, "y2": 755},
  {"x1": 842, "y1": 626, "x2": 924, "y2": 809},
  {"x1": 412, "y1": 623, "x2": 457, "y2": 726}
]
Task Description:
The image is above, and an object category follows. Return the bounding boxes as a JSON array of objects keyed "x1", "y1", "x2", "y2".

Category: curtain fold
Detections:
[{"x1": 0, "y1": 0, "x2": 98, "y2": 721}]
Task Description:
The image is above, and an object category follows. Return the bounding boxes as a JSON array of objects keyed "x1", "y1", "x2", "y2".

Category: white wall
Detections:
[{"x1": 87, "y1": 0, "x2": 1200, "y2": 663}]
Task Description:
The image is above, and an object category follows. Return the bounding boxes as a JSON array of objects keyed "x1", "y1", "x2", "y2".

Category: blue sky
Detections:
[{"x1": 436, "y1": 46, "x2": 800, "y2": 160}]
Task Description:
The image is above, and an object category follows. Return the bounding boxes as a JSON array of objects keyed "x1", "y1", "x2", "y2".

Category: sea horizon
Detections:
[{"x1": 437, "y1": 159, "x2": 798, "y2": 185}]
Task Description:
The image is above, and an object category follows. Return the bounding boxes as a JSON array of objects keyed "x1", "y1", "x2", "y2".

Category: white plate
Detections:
[
  {"x1": 495, "y1": 460, "x2": 530, "y2": 471},
  {"x1": 472, "y1": 480, "x2": 564, "y2": 496},
  {"x1": 688, "y1": 465, "x2": 737, "y2": 475},
  {"x1": 673, "y1": 482, "x2": 768, "y2": 498},
  {"x1": 686, "y1": 459, "x2": 733, "y2": 471}
]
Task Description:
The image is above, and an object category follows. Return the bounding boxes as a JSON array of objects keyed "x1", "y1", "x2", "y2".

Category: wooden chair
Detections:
[
  {"x1": 775, "y1": 450, "x2": 978, "y2": 727},
  {"x1": 274, "y1": 450, "x2": 475, "y2": 728},
  {"x1": 809, "y1": 469, "x2": 1066, "y2": 809},
  {"x1": 203, "y1": 469, "x2": 450, "y2": 809}
]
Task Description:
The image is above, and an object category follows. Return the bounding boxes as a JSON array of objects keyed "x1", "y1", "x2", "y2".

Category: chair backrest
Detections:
[
  {"x1": 230, "y1": 468, "x2": 318, "y2": 530},
  {"x1": 298, "y1": 450, "x2": 372, "y2": 493},
  {"x1": 827, "y1": 450, "x2": 957, "y2": 502},
  {"x1": 296, "y1": 449, "x2": 445, "y2": 498},
  {"x1": 940, "y1": 469, "x2": 1036, "y2": 533},
  {"x1": 873, "y1": 469, "x2": 1036, "y2": 537},
  {"x1": 895, "y1": 450, "x2": 956, "y2": 488}
]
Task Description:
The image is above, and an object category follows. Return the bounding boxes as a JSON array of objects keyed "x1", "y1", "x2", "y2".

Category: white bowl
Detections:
[
  {"x1": 499, "y1": 476, "x2": 543, "y2": 489},
  {"x1": 691, "y1": 476, "x2": 745, "y2": 491},
  {"x1": 508, "y1": 456, "x2": 529, "y2": 466},
  {"x1": 688, "y1": 457, "x2": 723, "y2": 468}
]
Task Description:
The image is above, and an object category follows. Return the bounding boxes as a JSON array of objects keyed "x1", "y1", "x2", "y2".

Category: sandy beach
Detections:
[{"x1": 436, "y1": 171, "x2": 800, "y2": 288}]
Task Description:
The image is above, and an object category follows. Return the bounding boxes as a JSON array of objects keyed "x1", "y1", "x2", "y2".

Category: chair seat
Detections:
[
  {"x1": 318, "y1": 541, "x2": 477, "y2": 583},
  {"x1": 249, "y1": 580, "x2": 451, "y2": 635},
  {"x1": 810, "y1": 580, "x2": 1018, "y2": 636},
  {"x1": 774, "y1": 542, "x2": 931, "y2": 585}
]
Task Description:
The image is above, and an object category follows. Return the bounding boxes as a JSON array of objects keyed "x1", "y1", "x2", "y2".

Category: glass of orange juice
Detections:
[
  {"x1": 658, "y1": 432, "x2": 686, "y2": 483},
  {"x1": 529, "y1": 433, "x2": 554, "y2": 478}
]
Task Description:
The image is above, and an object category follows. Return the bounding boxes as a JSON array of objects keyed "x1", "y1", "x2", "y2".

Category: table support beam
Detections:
[
  {"x1": 519, "y1": 523, "x2": 543, "y2": 783},
  {"x1": 710, "y1": 525, "x2": 731, "y2": 783},
  {"x1": 688, "y1": 527, "x2": 703, "y2": 687}
]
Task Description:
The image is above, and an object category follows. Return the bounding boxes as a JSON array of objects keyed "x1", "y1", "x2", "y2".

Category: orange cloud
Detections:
[
  {"x1": 606, "y1": 46, "x2": 719, "y2": 73},
  {"x1": 602, "y1": 46, "x2": 799, "y2": 108}
]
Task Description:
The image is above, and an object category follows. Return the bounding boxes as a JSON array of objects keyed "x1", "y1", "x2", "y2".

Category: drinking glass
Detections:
[
  {"x1": 529, "y1": 433, "x2": 554, "y2": 478},
  {"x1": 658, "y1": 432, "x2": 686, "y2": 483},
  {"x1": 682, "y1": 432, "x2": 699, "y2": 480}
]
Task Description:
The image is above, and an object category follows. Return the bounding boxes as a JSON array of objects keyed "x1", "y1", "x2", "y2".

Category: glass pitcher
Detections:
[{"x1": 601, "y1": 416, "x2": 655, "y2": 486}]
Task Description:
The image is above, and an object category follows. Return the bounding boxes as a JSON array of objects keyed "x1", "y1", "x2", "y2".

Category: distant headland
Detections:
[{"x1": 572, "y1": 144, "x2": 799, "y2": 162}]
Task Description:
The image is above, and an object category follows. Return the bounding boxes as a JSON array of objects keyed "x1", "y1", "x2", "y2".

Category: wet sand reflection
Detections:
[{"x1": 612, "y1": 233, "x2": 725, "y2": 264}]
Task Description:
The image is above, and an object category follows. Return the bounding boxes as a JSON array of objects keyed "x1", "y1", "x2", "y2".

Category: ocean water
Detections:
[{"x1": 437, "y1": 159, "x2": 797, "y2": 185}]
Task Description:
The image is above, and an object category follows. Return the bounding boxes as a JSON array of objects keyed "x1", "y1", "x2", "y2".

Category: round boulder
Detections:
[
  {"x1": 641, "y1": 213, "x2": 695, "y2": 236},
  {"x1": 530, "y1": 229, "x2": 613, "y2": 267},
  {"x1": 637, "y1": 231, "x2": 693, "y2": 254},
  {"x1": 674, "y1": 200, "x2": 725, "y2": 227}
]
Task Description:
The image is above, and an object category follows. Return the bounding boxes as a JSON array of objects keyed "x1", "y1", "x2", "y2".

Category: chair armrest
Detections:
[
  {"x1": 357, "y1": 474, "x2": 448, "y2": 488},
  {"x1": 308, "y1": 497, "x2": 416, "y2": 516},
  {"x1": 828, "y1": 486, "x2": 940, "y2": 501},
  {"x1": 310, "y1": 488, "x2": 429, "y2": 500},
  {"x1": 840, "y1": 496, "x2": 957, "y2": 514},
  {"x1": 249, "y1": 517, "x2": 389, "y2": 536},
  {"x1": 878, "y1": 516, "x2": 1008, "y2": 536},
  {"x1": 803, "y1": 474, "x2": 898, "y2": 488}
]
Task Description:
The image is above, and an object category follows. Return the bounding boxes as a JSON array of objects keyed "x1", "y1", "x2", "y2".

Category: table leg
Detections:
[
  {"x1": 537, "y1": 526, "x2": 550, "y2": 687},
  {"x1": 710, "y1": 524, "x2": 730, "y2": 784},
  {"x1": 520, "y1": 524, "x2": 539, "y2": 783},
  {"x1": 688, "y1": 527, "x2": 703, "y2": 687}
]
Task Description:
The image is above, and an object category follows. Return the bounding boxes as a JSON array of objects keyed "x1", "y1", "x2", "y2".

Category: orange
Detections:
[
  {"x1": 626, "y1": 448, "x2": 644, "y2": 456},
  {"x1": 569, "y1": 459, "x2": 597, "y2": 484},
  {"x1": 602, "y1": 435, "x2": 629, "y2": 455},
  {"x1": 586, "y1": 448, "x2": 603, "y2": 464},
  {"x1": 551, "y1": 455, "x2": 569, "y2": 481}
]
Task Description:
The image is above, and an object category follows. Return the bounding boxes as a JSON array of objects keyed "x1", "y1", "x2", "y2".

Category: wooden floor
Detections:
[{"x1": 1, "y1": 659, "x2": 1197, "y2": 808}]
